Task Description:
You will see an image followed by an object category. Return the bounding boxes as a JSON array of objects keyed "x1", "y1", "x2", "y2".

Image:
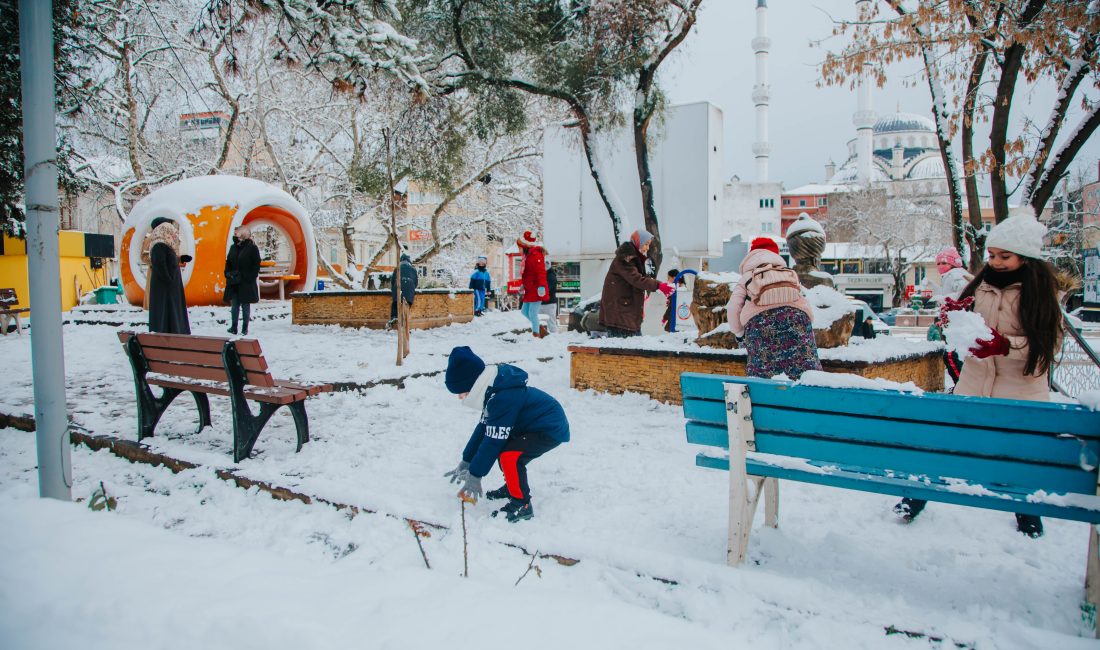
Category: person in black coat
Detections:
[
  {"x1": 389, "y1": 253, "x2": 419, "y2": 321},
  {"x1": 146, "y1": 220, "x2": 191, "y2": 335},
  {"x1": 538, "y1": 260, "x2": 559, "y2": 334},
  {"x1": 224, "y1": 225, "x2": 261, "y2": 335}
]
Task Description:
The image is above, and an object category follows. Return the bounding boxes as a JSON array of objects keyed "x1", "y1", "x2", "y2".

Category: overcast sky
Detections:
[{"x1": 661, "y1": 0, "x2": 1100, "y2": 193}]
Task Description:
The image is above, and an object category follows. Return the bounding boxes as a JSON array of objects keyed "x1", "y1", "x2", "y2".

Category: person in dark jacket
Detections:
[
  {"x1": 599, "y1": 229, "x2": 673, "y2": 337},
  {"x1": 224, "y1": 225, "x2": 261, "y2": 335},
  {"x1": 469, "y1": 256, "x2": 491, "y2": 316},
  {"x1": 443, "y1": 346, "x2": 570, "y2": 523},
  {"x1": 146, "y1": 220, "x2": 191, "y2": 334},
  {"x1": 538, "y1": 259, "x2": 558, "y2": 334},
  {"x1": 389, "y1": 253, "x2": 418, "y2": 321}
]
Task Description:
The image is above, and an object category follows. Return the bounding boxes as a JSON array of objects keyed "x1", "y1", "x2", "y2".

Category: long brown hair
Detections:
[{"x1": 959, "y1": 258, "x2": 1062, "y2": 376}]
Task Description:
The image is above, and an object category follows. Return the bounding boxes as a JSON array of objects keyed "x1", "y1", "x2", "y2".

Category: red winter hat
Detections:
[
  {"x1": 750, "y1": 237, "x2": 779, "y2": 255},
  {"x1": 517, "y1": 230, "x2": 542, "y2": 249}
]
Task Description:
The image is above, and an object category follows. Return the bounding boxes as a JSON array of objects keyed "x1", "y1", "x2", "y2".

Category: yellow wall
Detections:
[{"x1": 0, "y1": 232, "x2": 102, "y2": 313}]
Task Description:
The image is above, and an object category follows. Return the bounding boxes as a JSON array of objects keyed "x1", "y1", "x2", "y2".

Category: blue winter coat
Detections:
[
  {"x1": 461, "y1": 364, "x2": 570, "y2": 478},
  {"x1": 469, "y1": 268, "x2": 492, "y2": 293}
]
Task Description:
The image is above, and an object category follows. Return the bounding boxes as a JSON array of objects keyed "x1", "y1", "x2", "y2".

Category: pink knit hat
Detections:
[{"x1": 934, "y1": 247, "x2": 963, "y2": 269}]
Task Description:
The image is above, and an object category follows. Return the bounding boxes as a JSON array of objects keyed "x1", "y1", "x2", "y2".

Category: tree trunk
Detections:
[{"x1": 633, "y1": 101, "x2": 662, "y2": 273}]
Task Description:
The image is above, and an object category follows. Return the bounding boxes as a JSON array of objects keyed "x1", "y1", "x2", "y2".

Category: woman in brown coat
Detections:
[
  {"x1": 599, "y1": 230, "x2": 673, "y2": 337},
  {"x1": 896, "y1": 214, "x2": 1062, "y2": 537}
]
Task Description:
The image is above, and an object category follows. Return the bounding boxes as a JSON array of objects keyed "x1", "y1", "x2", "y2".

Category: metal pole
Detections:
[{"x1": 20, "y1": 0, "x2": 71, "y2": 500}]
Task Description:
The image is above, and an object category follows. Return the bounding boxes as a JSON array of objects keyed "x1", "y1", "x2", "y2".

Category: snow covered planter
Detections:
[
  {"x1": 569, "y1": 336, "x2": 944, "y2": 404},
  {"x1": 694, "y1": 283, "x2": 857, "y2": 350},
  {"x1": 290, "y1": 289, "x2": 474, "y2": 329}
]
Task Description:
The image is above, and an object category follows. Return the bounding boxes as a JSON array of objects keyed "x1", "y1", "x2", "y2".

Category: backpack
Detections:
[{"x1": 746, "y1": 264, "x2": 802, "y2": 307}]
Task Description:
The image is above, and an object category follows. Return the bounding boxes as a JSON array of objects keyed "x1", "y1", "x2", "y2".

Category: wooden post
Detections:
[
  {"x1": 397, "y1": 298, "x2": 410, "y2": 359},
  {"x1": 383, "y1": 128, "x2": 404, "y2": 366},
  {"x1": 724, "y1": 383, "x2": 760, "y2": 566},
  {"x1": 764, "y1": 478, "x2": 779, "y2": 528}
]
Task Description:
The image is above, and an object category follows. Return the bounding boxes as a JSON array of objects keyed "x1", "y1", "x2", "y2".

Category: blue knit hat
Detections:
[{"x1": 445, "y1": 346, "x2": 485, "y2": 394}]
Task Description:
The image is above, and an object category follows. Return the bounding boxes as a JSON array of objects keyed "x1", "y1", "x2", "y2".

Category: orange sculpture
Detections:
[{"x1": 119, "y1": 176, "x2": 317, "y2": 307}]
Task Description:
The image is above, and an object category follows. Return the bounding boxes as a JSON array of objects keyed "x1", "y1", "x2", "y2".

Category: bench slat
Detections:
[
  {"x1": 272, "y1": 379, "x2": 333, "y2": 396},
  {"x1": 119, "y1": 331, "x2": 263, "y2": 356},
  {"x1": 695, "y1": 452, "x2": 1100, "y2": 524},
  {"x1": 146, "y1": 360, "x2": 274, "y2": 388},
  {"x1": 681, "y1": 373, "x2": 1100, "y2": 439},
  {"x1": 683, "y1": 396, "x2": 1099, "y2": 468},
  {"x1": 147, "y1": 376, "x2": 306, "y2": 405},
  {"x1": 687, "y1": 420, "x2": 1095, "y2": 494},
  {"x1": 140, "y1": 346, "x2": 269, "y2": 373}
]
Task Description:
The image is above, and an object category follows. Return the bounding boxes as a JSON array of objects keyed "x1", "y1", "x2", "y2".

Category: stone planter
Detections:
[
  {"x1": 569, "y1": 342, "x2": 944, "y2": 404},
  {"x1": 291, "y1": 289, "x2": 474, "y2": 329}
]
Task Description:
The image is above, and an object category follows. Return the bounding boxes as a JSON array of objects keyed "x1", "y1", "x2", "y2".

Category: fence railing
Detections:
[{"x1": 1050, "y1": 309, "x2": 1100, "y2": 399}]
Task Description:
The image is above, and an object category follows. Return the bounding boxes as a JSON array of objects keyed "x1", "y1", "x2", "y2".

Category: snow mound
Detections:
[
  {"x1": 1078, "y1": 390, "x2": 1100, "y2": 412},
  {"x1": 696, "y1": 271, "x2": 740, "y2": 287},
  {"x1": 805, "y1": 285, "x2": 855, "y2": 328},
  {"x1": 942, "y1": 310, "x2": 993, "y2": 360},
  {"x1": 795, "y1": 370, "x2": 924, "y2": 395}
]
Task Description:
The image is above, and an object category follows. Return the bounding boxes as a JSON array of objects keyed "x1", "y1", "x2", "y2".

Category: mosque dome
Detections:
[
  {"x1": 873, "y1": 112, "x2": 936, "y2": 134},
  {"x1": 908, "y1": 156, "x2": 947, "y2": 180}
]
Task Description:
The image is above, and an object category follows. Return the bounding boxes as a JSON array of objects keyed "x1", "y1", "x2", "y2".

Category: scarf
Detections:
[{"x1": 984, "y1": 265, "x2": 1027, "y2": 289}]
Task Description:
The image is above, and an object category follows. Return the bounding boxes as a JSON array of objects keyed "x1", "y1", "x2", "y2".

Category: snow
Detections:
[
  {"x1": 817, "y1": 337, "x2": 941, "y2": 363},
  {"x1": 1, "y1": 307, "x2": 1098, "y2": 646},
  {"x1": 1078, "y1": 390, "x2": 1100, "y2": 412},
  {"x1": 804, "y1": 284, "x2": 855, "y2": 328},
  {"x1": 795, "y1": 370, "x2": 924, "y2": 395},
  {"x1": 942, "y1": 310, "x2": 993, "y2": 360},
  {"x1": 785, "y1": 215, "x2": 825, "y2": 238},
  {"x1": 696, "y1": 271, "x2": 741, "y2": 287}
]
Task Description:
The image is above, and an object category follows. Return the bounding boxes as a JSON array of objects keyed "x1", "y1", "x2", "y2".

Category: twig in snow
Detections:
[
  {"x1": 514, "y1": 548, "x2": 543, "y2": 587},
  {"x1": 408, "y1": 520, "x2": 431, "y2": 569},
  {"x1": 460, "y1": 495, "x2": 473, "y2": 578}
]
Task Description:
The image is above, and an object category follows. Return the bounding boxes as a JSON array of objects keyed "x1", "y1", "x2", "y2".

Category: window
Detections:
[
  {"x1": 798, "y1": 199, "x2": 806, "y2": 207},
  {"x1": 817, "y1": 197, "x2": 828, "y2": 207},
  {"x1": 329, "y1": 247, "x2": 338, "y2": 264},
  {"x1": 761, "y1": 222, "x2": 773, "y2": 233},
  {"x1": 842, "y1": 260, "x2": 861, "y2": 274},
  {"x1": 782, "y1": 198, "x2": 790, "y2": 206}
]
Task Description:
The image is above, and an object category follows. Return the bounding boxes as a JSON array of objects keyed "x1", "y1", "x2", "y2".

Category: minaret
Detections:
[
  {"x1": 854, "y1": 0, "x2": 876, "y2": 184},
  {"x1": 751, "y1": 0, "x2": 771, "y2": 182}
]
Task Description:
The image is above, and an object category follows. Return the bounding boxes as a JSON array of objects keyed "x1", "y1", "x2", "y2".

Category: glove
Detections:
[
  {"x1": 969, "y1": 329, "x2": 1010, "y2": 359},
  {"x1": 935, "y1": 295, "x2": 974, "y2": 327},
  {"x1": 537, "y1": 285, "x2": 546, "y2": 298},
  {"x1": 458, "y1": 474, "x2": 482, "y2": 503},
  {"x1": 444, "y1": 461, "x2": 470, "y2": 484},
  {"x1": 658, "y1": 282, "x2": 674, "y2": 298}
]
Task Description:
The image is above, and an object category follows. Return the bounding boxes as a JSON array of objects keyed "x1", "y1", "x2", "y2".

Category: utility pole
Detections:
[{"x1": 20, "y1": 0, "x2": 71, "y2": 500}]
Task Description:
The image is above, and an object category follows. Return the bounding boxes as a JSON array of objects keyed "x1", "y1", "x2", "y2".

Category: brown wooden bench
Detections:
[
  {"x1": 0, "y1": 288, "x2": 29, "y2": 335},
  {"x1": 118, "y1": 331, "x2": 333, "y2": 462}
]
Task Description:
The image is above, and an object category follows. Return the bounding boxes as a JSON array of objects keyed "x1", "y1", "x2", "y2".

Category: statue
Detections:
[{"x1": 785, "y1": 213, "x2": 833, "y2": 290}]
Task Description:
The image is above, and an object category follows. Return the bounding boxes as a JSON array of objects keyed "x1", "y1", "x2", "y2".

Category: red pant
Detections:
[{"x1": 497, "y1": 431, "x2": 561, "y2": 500}]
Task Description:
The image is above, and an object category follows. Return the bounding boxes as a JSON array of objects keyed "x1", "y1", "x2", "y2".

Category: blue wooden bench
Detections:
[{"x1": 680, "y1": 372, "x2": 1100, "y2": 618}]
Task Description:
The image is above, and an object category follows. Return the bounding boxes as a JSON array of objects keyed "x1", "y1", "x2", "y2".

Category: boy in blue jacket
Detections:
[
  {"x1": 443, "y1": 346, "x2": 570, "y2": 522},
  {"x1": 468, "y1": 256, "x2": 492, "y2": 316}
]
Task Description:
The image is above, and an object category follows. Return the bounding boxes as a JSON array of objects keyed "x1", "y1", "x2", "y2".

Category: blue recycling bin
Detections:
[{"x1": 315, "y1": 280, "x2": 325, "y2": 291}]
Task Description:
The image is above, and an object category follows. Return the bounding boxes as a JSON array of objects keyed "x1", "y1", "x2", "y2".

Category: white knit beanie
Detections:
[{"x1": 985, "y1": 214, "x2": 1046, "y2": 259}]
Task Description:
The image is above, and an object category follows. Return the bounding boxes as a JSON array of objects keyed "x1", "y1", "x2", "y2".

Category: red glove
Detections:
[
  {"x1": 658, "y1": 282, "x2": 674, "y2": 298},
  {"x1": 969, "y1": 329, "x2": 1010, "y2": 359}
]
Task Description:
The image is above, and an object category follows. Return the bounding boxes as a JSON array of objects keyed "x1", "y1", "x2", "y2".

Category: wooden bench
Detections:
[
  {"x1": 680, "y1": 372, "x2": 1100, "y2": 620},
  {"x1": 0, "y1": 288, "x2": 29, "y2": 335},
  {"x1": 118, "y1": 332, "x2": 332, "y2": 462}
]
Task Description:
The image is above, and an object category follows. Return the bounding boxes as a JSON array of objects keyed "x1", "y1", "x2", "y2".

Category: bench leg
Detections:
[
  {"x1": 287, "y1": 400, "x2": 309, "y2": 452},
  {"x1": 230, "y1": 400, "x2": 280, "y2": 463},
  {"x1": 14, "y1": 312, "x2": 21, "y2": 335},
  {"x1": 192, "y1": 392, "x2": 212, "y2": 433},
  {"x1": 726, "y1": 383, "x2": 760, "y2": 566},
  {"x1": 1088, "y1": 524, "x2": 1100, "y2": 636},
  {"x1": 0, "y1": 313, "x2": 9, "y2": 335},
  {"x1": 764, "y1": 478, "x2": 779, "y2": 528}
]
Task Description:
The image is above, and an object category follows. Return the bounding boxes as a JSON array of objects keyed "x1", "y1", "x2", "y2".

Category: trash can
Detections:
[
  {"x1": 316, "y1": 280, "x2": 325, "y2": 291},
  {"x1": 94, "y1": 286, "x2": 121, "y2": 305}
]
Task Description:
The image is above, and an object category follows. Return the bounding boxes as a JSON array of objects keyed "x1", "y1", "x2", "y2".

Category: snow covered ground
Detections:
[{"x1": 1, "y1": 306, "x2": 1098, "y2": 648}]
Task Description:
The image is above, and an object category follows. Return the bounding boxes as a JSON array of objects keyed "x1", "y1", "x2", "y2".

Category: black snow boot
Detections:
[
  {"x1": 486, "y1": 485, "x2": 511, "y2": 501},
  {"x1": 1016, "y1": 514, "x2": 1043, "y2": 538},
  {"x1": 893, "y1": 498, "x2": 926, "y2": 523},
  {"x1": 492, "y1": 498, "x2": 533, "y2": 523}
]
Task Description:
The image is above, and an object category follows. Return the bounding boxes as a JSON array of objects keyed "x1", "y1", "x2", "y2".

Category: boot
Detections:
[
  {"x1": 486, "y1": 485, "x2": 511, "y2": 500},
  {"x1": 227, "y1": 327, "x2": 237, "y2": 335},
  {"x1": 539, "y1": 325, "x2": 549, "y2": 338},
  {"x1": 893, "y1": 498, "x2": 926, "y2": 523},
  {"x1": 1016, "y1": 514, "x2": 1043, "y2": 538},
  {"x1": 492, "y1": 498, "x2": 533, "y2": 523}
]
